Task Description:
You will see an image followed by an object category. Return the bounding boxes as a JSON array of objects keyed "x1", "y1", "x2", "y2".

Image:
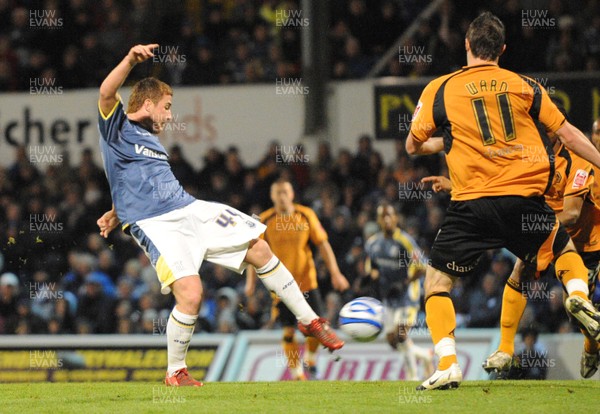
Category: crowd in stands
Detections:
[
  {"x1": 0, "y1": 136, "x2": 574, "y2": 336},
  {"x1": 0, "y1": 0, "x2": 589, "y2": 337},
  {"x1": 1, "y1": 0, "x2": 599, "y2": 91}
]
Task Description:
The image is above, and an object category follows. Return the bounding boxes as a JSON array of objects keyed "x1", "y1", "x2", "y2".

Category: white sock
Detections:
[
  {"x1": 398, "y1": 341, "x2": 418, "y2": 380},
  {"x1": 565, "y1": 279, "x2": 589, "y2": 296},
  {"x1": 256, "y1": 256, "x2": 318, "y2": 325},
  {"x1": 167, "y1": 306, "x2": 197, "y2": 376},
  {"x1": 435, "y1": 337, "x2": 457, "y2": 361}
]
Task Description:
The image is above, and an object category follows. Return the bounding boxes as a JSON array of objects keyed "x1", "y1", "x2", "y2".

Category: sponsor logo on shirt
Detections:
[{"x1": 135, "y1": 144, "x2": 167, "y2": 160}]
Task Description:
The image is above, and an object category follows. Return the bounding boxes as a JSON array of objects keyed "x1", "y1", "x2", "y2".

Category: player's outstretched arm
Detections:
[
  {"x1": 99, "y1": 43, "x2": 159, "y2": 116},
  {"x1": 556, "y1": 121, "x2": 600, "y2": 170}
]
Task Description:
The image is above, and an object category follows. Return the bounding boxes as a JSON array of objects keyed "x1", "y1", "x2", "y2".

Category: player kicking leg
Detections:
[
  {"x1": 96, "y1": 44, "x2": 343, "y2": 387},
  {"x1": 122, "y1": 204, "x2": 343, "y2": 387}
]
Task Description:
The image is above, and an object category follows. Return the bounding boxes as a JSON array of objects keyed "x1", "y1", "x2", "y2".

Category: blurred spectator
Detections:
[
  {"x1": 216, "y1": 287, "x2": 239, "y2": 333},
  {"x1": 237, "y1": 295, "x2": 269, "y2": 330},
  {"x1": 512, "y1": 328, "x2": 550, "y2": 380},
  {"x1": 118, "y1": 259, "x2": 148, "y2": 301},
  {"x1": 182, "y1": 45, "x2": 219, "y2": 85},
  {"x1": 76, "y1": 274, "x2": 116, "y2": 333},
  {"x1": 535, "y1": 285, "x2": 573, "y2": 333},
  {"x1": 467, "y1": 273, "x2": 502, "y2": 328},
  {"x1": 15, "y1": 299, "x2": 46, "y2": 334},
  {"x1": 0, "y1": 0, "x2": 596, "y2": 92},
  {"x1": 0, "y1": 272, "x2": 19, "y2": 333}
]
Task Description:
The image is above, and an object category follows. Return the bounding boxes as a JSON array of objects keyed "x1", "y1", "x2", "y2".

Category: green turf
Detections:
[{"x1": 3, "y1": 380, "x2": 600, "y2": 414}]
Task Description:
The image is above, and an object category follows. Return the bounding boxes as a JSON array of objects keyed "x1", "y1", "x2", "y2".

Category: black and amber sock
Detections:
[
  {"x1": 555, "y1": 251, "x2": 589, "y2": 300},
  {"x1": 425, "y1": 292, "x2": 457, "y2": 370},
  {"x1": 498, "y1": 278, "x2": 527, "y2": 355}
]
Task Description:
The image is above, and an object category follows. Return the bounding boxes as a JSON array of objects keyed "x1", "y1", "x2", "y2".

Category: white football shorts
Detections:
[{"x1": 130, "y1": 200, "x2": 266, "y2": 294}]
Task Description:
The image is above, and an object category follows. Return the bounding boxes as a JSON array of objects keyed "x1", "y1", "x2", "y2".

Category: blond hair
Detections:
[{"x1": 126, "y1": 77, "x2": 172, "y2": 113}]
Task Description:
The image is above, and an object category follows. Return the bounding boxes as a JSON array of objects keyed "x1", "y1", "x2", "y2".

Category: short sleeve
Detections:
[
  {"x1": 564, "y1": 153, "x2": 593, "y2": 199},
  {"x1": 307, "y1": 209, "x2": 328, "y2": 245},
  {"x1": 537, "y1": 86, "x2": 566, "y2": 133},
  {"x1": 98, "y1": 100, "x2": 125, "y2": 142},
  {"x1": 409, "y1": 81, "x2": 438, "y2": 142}
]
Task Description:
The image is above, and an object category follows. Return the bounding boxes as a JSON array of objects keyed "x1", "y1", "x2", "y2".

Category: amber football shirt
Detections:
[
  {"x1": 411, "y1": 64, "x2": 565, "y2": 201},
  {"x1": 259, "y1": 204, "x2": 328, "y2": 291}
]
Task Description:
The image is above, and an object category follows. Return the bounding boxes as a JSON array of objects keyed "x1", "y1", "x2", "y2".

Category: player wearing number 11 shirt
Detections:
[{"x1": 405, "y1": 12, "x2": 600, "y2": 390}]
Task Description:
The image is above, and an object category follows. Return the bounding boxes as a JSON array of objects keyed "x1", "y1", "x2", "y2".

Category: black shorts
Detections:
[
  {"x1": 430, "y1": 196, "x2": 570, "y2": 277},
  {"x1": 276, "y1": 289, "x2": 324, "y2": 327}
]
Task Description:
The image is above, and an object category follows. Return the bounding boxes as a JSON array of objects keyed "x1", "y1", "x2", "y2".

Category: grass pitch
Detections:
[{"x1": 3, "y1": 380, "x2": 599, "y2": 414}]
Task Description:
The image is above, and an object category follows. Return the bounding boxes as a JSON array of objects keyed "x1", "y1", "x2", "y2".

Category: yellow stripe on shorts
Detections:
[{"x1": 156, "y1": 256, "x2": 176, "y2": 292}]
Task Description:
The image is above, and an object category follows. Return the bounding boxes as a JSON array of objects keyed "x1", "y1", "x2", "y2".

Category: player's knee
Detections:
[
  {"x1": 247, "y1": 238, "x2": 273, "y2": 267},
  {"x1": 510, "y1": 259, "x2": 533, "y2": 283},
  {"x1": 178, "y1": 294, "x2": 202, "y2": 314},
  {"x1": 173, "y1": 276, "x2": 203, "y2": 314},
  {"x1": 508, "y1": 267, "x2": 522, "y2": 284},
  {"x1": 424, "y1": 269, "x2": 453, "y2": 297},
  {"x1": 558, "y1": 239, "x2": 577, "y2": 257}
]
